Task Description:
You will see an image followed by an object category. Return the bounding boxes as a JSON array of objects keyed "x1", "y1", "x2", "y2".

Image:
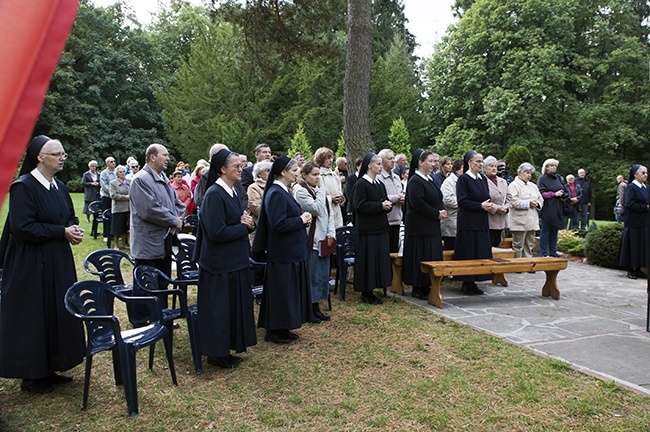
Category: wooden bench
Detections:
[
  {"x1": 390, "y1": 248, "x2": 516, "y2": 295},
  {"x1": 420, "y1": 257, "x2": 568, "y2": 309}
]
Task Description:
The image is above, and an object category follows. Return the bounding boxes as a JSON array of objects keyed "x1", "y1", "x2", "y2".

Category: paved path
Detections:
[{"x1": 397, "y1": 260, "x2": 650, "y2": 396}]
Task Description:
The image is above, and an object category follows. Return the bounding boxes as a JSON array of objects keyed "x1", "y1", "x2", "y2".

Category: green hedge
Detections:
[{"x1": 584, "y1": 223, "x2": 624, "y2": 268}]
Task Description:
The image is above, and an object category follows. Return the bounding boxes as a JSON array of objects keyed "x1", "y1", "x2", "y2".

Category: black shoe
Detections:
[
  {"x1": 264, "y1": 331, "x2": 293, "y2": 344},
  {"x1": 313, "y1": 303, "x2": 331, "y2": 321},
  {"x1": 411, "y1": 286, "x2": 429, "y2": 300},
  {"x1": 461, "y1": 282, "x2": 484, "y2": 296},
  {"x1": 637, "y1": 270, "x2": 647, "y2": 279},
  {"x1": 361, "y1": 292, "x2": 383, "y2": 305},
  {"x1": 45, "y1": 372, "x2": 73, "y2": 385},
  {"x1": 280, "y1": 329, "x2": 300, "y2": 340},
  {"x1": 627, "y1": 271, "x2": 638, "y2": 280},
  {"x1": 207, "y1": 356, "x2": 239, "y2": 369},
  {"x1": 21, "y1": 379, "x2": 54, "y2": 394},
  {"x1": 229, "y1": 355, "x2": 244, "y2": 366}
]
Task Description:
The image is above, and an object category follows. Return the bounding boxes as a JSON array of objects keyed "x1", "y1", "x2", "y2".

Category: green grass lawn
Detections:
[{"x1": 0, "y1": 193, "x2": 648, "y2": 430}]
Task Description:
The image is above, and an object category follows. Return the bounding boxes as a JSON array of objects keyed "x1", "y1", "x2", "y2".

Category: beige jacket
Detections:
[
  {"x1": 318, "y1": 167, "x2": 345, "y2": 227},
  {"x1": 508, "y1": 177, "x2": 543, "y2": 231},
  {"x1": 486, "y1": 176, "x2": 512, "y2": 230}
]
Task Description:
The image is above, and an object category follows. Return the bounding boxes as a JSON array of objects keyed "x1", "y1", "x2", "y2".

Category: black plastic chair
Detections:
[
  {"x1": 249, "y1": 257, "x2": 265, "y2": 305},
  {"x1": 174, "y1": 235, "x2": 199, "y2": 282},
  {"x1": 335, "y1": 226, "x2": 356, "y2": 301},
  {"x1": 183, "y1": 214, "x2": 198, "y2": 236},
  {"x1": 88, "y1": 200, "x2": 104, "y2": 239},
  {"x1": 84, "y1": 249, "x2": 135, "y2": 290},
  {"x1": 64, "y1": 280, "x2": 177, "y2": 417},
  {"x1": 133, "y1": 265, "x2": 202, "y2": 374}
]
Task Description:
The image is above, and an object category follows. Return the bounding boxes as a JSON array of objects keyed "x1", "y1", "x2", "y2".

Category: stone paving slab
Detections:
[{"x1": 397, "y1": 261, "x2": 650, "y2": 396}]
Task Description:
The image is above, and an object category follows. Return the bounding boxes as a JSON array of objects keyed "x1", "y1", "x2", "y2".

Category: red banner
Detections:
[{"x1": 0, "y1": 0, "x2": 79, "y2": 205}]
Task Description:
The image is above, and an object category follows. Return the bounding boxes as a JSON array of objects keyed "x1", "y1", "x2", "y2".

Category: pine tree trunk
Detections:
[{"x1": 343, "y1": 0, "x2": 374, "y2": 163}]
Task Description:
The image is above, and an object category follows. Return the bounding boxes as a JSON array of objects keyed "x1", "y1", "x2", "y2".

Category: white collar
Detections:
[
  {"x1": 633, "y1": 179, "x2": 646, "y2": 188},
  {"x1": 216, "y1": 177, "x2": 235, "y2": 197},
  {"x1": 415, "y1": 170, "x2": 430, "y2": 181},
  {"x1": 273, "y1": 180, "x2": 289, "y2": 193},
  {"x1": 362, "y1": 174, "x2": 375, "y2": 183},
  {"x1": 31, "y1": 168, "x2": 57, "y2": 190},
  {"x1": 466, "y1": 171, "x2": 482, "y2": 180}
]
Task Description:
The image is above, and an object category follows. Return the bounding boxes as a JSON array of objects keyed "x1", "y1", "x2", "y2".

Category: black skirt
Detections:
[
  {"x1": 454, "y1": 230, "x2": 493, "y2": 282},
  {"x1": 258, "y1": 261, "x2": 314, "y2": 330},
  {"x1": 111, "y1": 211, "x2": 129, "y2": 236},
  {"x1": 354, "y1": 232, "x2": 391, "y2": 292},
  {"x1": 403, "y1": 234, "x2": 443, "y2": 288},
  {"x1": 197, "y1": 268, "x2": 257, "y2": 357},
  {"x1": 619, "y1": 225, "x2": 648, "y2": 268}
]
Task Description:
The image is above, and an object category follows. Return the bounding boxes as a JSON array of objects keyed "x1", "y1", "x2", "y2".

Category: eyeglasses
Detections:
[
  {"x1": 42, "y1": 152, "x2": 68, "y2": 159},
  {"x1": 230, "y1": 164, "x2": 243, "y2": 169},
  {"x1": 131, "y1": 165, "x2": 139, "y2": 168}
]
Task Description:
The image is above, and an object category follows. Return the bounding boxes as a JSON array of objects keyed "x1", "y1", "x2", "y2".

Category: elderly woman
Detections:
[
  {"x1": 403, "y1": 149, "x2": 446, "y2": 299},
  {"x1": 455, "y1": 150, "x2": 493, "y2": 295},
  {"x1": 353, "y1": 153, "x2": 392, "y2": 305},
  {"x1": 483, "y1": 156, "x2": 512, "y2": 246},
  {"x1": 619, "y1": 164, "x2": 649, "y2": 279},
  {"x1": 253, "y1": 155, "x2": 315, "y2": 343},
  {"x1": 109, "y1": 165, "x2": 130, "y2": 250},
  {"x1": 247, "y1": 161, "x2": 273, "y2": 225},
  {"x1": 0, "y1": 136, "x2": 85, "y2": 393},
  {"x1": 171, "y1": 170, "x2": 193, "y2": 217},
  {"x1": 537, "y1": 158, "x2": 567, "y2": 257},
  {"x1": 81, "y1": 160, "x2": 101, "y2": 222},
  {"x1": 294, "y1": 161, "x2": 336, "y2": 321},
  {"x1": 508, "y1": 163, "x2": 543, "y2": 258},
  {"x1": 440, "y1": 159, "x2": 463, "y2": 250},
  {"x1": 314, "y1": 147, "x2": 346, "y2": 227},
  {"x1": 197, "y1": 149, "x2": 257, "y2": 368}
]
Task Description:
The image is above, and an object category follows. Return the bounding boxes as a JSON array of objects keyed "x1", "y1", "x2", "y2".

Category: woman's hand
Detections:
[
  {"x1": 554, "y1": 190, "x2": 564, "y2": 197},
  {"x1": 481, "y1": 199, "x2": 493, "y2": 211},
  {"x1": 326, "y1": 236, "x2": 335, "y2": 246},
  {"x1": 241, "y1": 211, "x2": 254, "y2": 228},
  {"x1": 65, "y1": 225, "x2": 84, "y2": 245},
  {"x1": 301, "y1": 212, "x2": 312, "y2": 225},
  {"x1": 438, "y1": 209, "x2": 447, "y2": 220},
  {"x1": 382, "y1": 200, "x2": 393, "y2": 211}
]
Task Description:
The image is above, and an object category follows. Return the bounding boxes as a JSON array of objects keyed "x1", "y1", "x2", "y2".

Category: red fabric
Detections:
[{"x1": 0, "y1": 0, "x2": 79, "y2": 205}]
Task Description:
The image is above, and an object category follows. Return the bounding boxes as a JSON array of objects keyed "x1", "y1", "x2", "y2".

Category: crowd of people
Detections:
[{"x1": 2, "y1": 134, "x2": 645, "y2": 393}]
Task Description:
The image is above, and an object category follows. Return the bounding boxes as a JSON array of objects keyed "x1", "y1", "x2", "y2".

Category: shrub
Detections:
[
  {"x1": 388, "y1": 117, "x2": 411, "y2": 156},
  {"x1": 557, "y1": 230, "x2": 585, "y2": 257},
  {"x1": 584, "y1": 223, "x2": 624, "y2": 268},
  {"x1": 66, "y1": 178, "x2": 83, "y2": 192},
  {"x1": 504, "y1": 145, "x2": 534, "y2": 174},
  {"x1": 288, "y1": 122, "x2": 312, "y2": 160}
]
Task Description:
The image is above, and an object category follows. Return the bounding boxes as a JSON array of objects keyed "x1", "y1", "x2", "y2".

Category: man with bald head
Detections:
[{"x1": 130, "y1": 144, "x2": 186, "y2": 278}]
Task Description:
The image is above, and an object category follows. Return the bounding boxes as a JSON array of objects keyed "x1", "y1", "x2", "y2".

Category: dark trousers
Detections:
[
  {"x1": 101, "y1": 196, "x2": 112, "y2": 237},
  {"x1": 442, "y1": 236, "x2": 455, "y2": 251},
  {"x1": 388, "y1": 224, "x2": 400, "y2": 253},
  {"x1": 578, "y1": 203, "x2": 590, "y2": 230},
  {"x1": 489, "y1": 229, "x2": 503, "y2": 247},
  {"x1": 567, "y1": 205, "x2": 580, "y2": 230}
]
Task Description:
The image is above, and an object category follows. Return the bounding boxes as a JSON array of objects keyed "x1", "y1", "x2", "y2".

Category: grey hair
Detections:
[
  {"x1": 253, "y1": 160, "x2": 273, "y2": 179},
  {"x1": 517, "y1": 162, "x2": 535, "y2": 174},
  {"x1": 209, "y1": 143, "x2": 228, "y2": 157},
  {"x1": 115, "y1": 165, "x2": 126, "y2": 174},
  {"x1": 88, "y1": 160, "x2": 98, "y2": 168},
  {"x1": 377, "y1": 148, "x2": 394, "y2": 159},
  {"x1": 483, "y1": 156, "x2": 498, "y2": 169},
  {"x1": 541, "y1": 158, "x2": 559, "y2": 174}
]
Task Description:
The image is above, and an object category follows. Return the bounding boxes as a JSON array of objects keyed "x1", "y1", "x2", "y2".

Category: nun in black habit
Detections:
[
  {"x1": 454, "y1": 150, "x2": 494, "y2": 295},
  {"x1": 352, "y1": 153, "x2": 392, "y2": 304},
  {"x1": 0, "y1": 136, "x2": 85, "y2": 394},
  {"x1": 618, "y1": 164, "x2": 649, "y2": 279},
  {"x1": 403, "y1": 149, "x2": 447, "y2": 300},
  {"x1": 253, "y1": 155, "x2": 315, "y2": 344},
  {"x1": 197, "y1": 149, "x2": 257, "y2": 368}
]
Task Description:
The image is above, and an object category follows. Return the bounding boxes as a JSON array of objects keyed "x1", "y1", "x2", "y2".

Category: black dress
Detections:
[
  {"x1": 197, "y1": 183, "x2": 257, "y2": 357},
  {"x1": 0, "y1": 174, "x2": 85, "y2": 379},
  {"x1": 619, "y1": 182, "x2": 649, "y2": 269},
  {"x1": 455, "y1": 172, "x2": 493, "y2": 281},
  {"x1": 353, "y1": 177, "x2": 391, "y2": 292},
  {"x1": 257, "y1": 183, "x2": 314, "y2": 330},
  {"x1": 403, "y1": 174, "x2": 444, "y2": 288}
]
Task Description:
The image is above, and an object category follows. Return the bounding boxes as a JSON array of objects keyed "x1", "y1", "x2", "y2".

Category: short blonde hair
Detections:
[{"x1": 313, "y1": 147, "x2": 334, "y2": 166}]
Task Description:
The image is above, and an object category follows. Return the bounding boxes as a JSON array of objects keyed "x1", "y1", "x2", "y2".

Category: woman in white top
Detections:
[
  {"x1": 293, "y1": 161, "x2": 336, "y2": 321},
  {"x1": 314, "y1": 147, "x2": 346, "y2": 227},
  {"x1": 508, "y1": 163, "x2": 543, "y2": 258},
  {"x1": 440, "y1": 159, "x2": 463, "y2": 250}
]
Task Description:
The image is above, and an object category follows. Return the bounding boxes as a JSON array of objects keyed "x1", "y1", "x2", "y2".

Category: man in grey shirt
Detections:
[
  {"x1": 377, "y1": 149, "x2": 405, "y2": 253},
  {"x1": 130, "y1": 144, "x2": 185, "y2": 277}
]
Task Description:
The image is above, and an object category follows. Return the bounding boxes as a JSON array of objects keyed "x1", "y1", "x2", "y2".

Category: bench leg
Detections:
[
  {"x1": 426, "y1": 273, "x2": 444, "y2": 309},
  {"x1": 492, "y1": 273, "x2": 508, "y2": 287},
  {"x1": 390, "y1": 260, "x2": 404, "y2": 295},
  {"x1": 542, "y1": 270, "x2": 561, "y2": 299}
]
